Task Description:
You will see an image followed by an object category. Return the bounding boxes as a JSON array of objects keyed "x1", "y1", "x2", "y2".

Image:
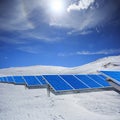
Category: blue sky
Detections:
[{"x1": 0, "y1": 0, "x2": 120, "y2": 68}]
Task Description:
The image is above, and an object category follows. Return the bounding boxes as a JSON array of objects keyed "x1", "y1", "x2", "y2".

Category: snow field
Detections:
[{"x1": 0, "y1": 83, "x2": 120, "y2": 120}]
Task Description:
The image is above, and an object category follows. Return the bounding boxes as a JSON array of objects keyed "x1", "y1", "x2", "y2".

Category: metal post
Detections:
[
  {"x1": 47, "y1": 85, "x2": 50, "y2": 97},
  {"x1": 25, "y1": 85, "x2": 27, "y2": 90}
]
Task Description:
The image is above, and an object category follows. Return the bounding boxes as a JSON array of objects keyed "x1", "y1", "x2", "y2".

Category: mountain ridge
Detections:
[{"x1": 0, "y1": 55, "x2": 120, "y2": 76}]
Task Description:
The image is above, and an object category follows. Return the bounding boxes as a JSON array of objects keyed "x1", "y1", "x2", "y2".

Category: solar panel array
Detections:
[
  {"x1": 0, "y1": 73, "x2": 114, "y2": 94},
  {"x1": 43, "y1": 75, "x2": 111, "y2": 92},
  {"x1": 101, "y1": 71, "x2": 120, "y2": 85},
  {"x1": 0, "y1": 76, "x2": 47, "y2": 88}
]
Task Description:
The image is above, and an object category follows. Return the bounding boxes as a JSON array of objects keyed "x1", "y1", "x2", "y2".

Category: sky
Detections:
[{"x1": 0, "y1": 0, "x2": 120, "y2": 68}]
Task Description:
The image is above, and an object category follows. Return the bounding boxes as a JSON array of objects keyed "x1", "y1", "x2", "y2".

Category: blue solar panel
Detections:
[
  {"x1": 101, "y1": 71, "x2": 120, "y2": 85},
  {"x1": 88, "y1": 75, "x2": 110, "y2": 87},
  {"x1": 0, "y1": 77, "x2": 3, "y2": 82},
  {"x1": 2, "y1": 77, "x2": 8, "y2": 83},
  {"x1": 36, "y1": 76, "x2": 46, "y2": 85},
  {"x1": 75, "y1": 75, "x2": 102, "y2": 88},
  {"x1": 99, "y1": 75, "x2": 107, "y2": 80},
  {"x1": 60, "y1": 75, "x2": 89, "y2": 89},
  {"x1": 43, "y1": 75, "x2": 73, "y2": 91},
  {"x1": 7, "y1": 76, "x2": 14, "y2": 83},
  {"x1": 0, "y1": 74, "x2": 113, "y2": 94},
  {"x1": 13, "y1": 76, "x2": 25, "y2": 84},
  {"x1": 0, "y1": 77, "x2": 2, "y2": 81},
  {"x1": 44, "y1": 75, "x2": 111, "y2": 92},
  {"x1": 23, "y1": 76, "x2": 41, "y2": 87}
]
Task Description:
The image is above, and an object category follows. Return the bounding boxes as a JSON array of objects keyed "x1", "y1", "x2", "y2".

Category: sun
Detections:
[{"x1": 50, "y1": 0, "x2": 64, "y2": 15}]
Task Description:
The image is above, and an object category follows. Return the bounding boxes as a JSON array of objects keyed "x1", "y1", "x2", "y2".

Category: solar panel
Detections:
[
  {"x1": 23, "y1": 76, "x2": 41, "y2": 87},
  {"x1": 60, "y1": 75, "x2": 89, "y2": 89},
  {"x1": 101, "y1": 71, "x2": 120, "y2": 85},
  {"x1": 75, "y1": 75, "x2": 102, "y2": 88},
  {"x1": 7, "y1": 76, "x2": 14, "y2": 83},
  {"x1": 0, "y1": 77, "x2": 3, "y2": 82},
  {"x1": 2, "y1": 77, "x2": 8, "y2": 83},
  {"x1": 43, "y1": 74, "x2": 112, "y2": 93},
  {"x1": 36, "y1": 76, "x2": 47, "y2": 85},
  {"x1": 0, "y1": 74, "x2": 113, "y2": 95},
  {"x1": 13, "y1": 76, "x2": 25, "y2": 84},
  {"x1": 43, "y1": 75, "x2": 73, "y2": 91},
  {"x1": 88, "y1": 75, "x2": 110, "y2": 87}
]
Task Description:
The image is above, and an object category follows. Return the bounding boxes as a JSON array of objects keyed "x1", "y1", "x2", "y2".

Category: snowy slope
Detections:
[
  {"x1": 0, "y1": 55, "x2": 120, "y2": 120},
  {"x1": 67, "y1": 55, "x2": 120, "y2": 74},
  {"x1": 0, "y1": 65, "x2": 69, "y2": 76},
  {"x1": 0, "y1": 55, "x2": 120, "y2": 75}
]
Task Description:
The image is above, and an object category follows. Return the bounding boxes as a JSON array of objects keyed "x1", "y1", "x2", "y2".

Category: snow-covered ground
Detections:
[
  {"x1": 0, "y1": 55, "x2": 120, "y2": 120},
  {"x1": 0, "y1": 84, "x2": 120, "y2": 120}
]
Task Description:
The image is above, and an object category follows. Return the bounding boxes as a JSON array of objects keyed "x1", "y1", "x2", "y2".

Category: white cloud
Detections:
[
  {"x1": 58, "y1": 49, "x2": 120, "y2": 56},
  {"x1": 67, "y1": 30, "x2": 92, "y2": 35},
  {"x1": 49, "y1": 0, "x2": 120, "y2": 34},
  {"x1": 76, "y1": 49, "x2": 120, "y2": 55},
  {"x1": 0, "y1": 0, "x2": 35, "y2": 31},
  {"x1": 0, "y1": 0, "x2": 64, "y2": 43},
  {"x1": 0, "y1": 4, "x2": 33, "y2": 31},
  {"x1": 0, "y1": 0, "x2": 119, "y2": 36},
  {"x1": 0, "y1": 36, "x2": 26, "y2": 45},
  {"x1": 17, "y1": 46, "x2": 40, "y2": 54},
  {"x1": 67, "y1": 0, "x2": 95, "y2": 12},
  {"x1": 25, "y1": 33, "x2": 63, "y2": 42}
]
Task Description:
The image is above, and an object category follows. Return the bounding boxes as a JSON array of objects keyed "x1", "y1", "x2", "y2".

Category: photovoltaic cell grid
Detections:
[
  {"x1": 0, "y1": 76, "x2": 47, "y2": 87},
  {"x1": 13, "y1": 76, "x2": 25, "y2": 84},
  {"x1": 7, "y1": 76, "x2": 14, "y2": 83},
  {"x1": 43, "y1": 75, "x2": 73, "y2": 91},
  {"x1": 87, "y1": 75, "x2": 110, "y2": 87},
  {"x1": 2, "y1": 76, "x2": 14, "y2": 83},
  {"x1": 101, "y1": 71, "x2": 120, "y2": 85},
  {"x1": 43, "y1": 75, "x2": 111, "y2": 92},
  {"x1": 23, "y1": 76, "x2": 46, "y2": 87},
  {"x1": 2, "y1": 77, "x2": 8, "y2": 83},
  {"x1": 0, "y1": 74, "x2": 112, "y2": 93},
  {"x1": 0, "y1": 77, "x2": 3, "y2": 82}
]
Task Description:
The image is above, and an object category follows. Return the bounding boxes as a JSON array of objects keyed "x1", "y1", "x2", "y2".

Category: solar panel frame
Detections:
[{"x1": 98, "y1": 75, "x2": 111, "y2": 86}]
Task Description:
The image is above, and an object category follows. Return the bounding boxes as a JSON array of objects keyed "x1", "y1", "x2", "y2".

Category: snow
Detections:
[
  {"x1": 0, "y1": 55, "x2": 120, "y2": 76},
  {"x1": 0, "y1": 55, "x2": 120, "y2": 120},
  {"x1": 0, "y1": 84, "x2": 120, "y2": 120}
]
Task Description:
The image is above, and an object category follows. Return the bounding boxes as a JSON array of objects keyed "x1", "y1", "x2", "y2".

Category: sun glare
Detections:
[{"x1": 50, "y1": 0, "x2": 64, "y2": 15}]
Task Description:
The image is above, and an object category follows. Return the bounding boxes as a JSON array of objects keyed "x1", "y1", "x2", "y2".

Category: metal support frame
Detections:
[
  {"x1": 106, "y1": 78, "x2": 120, "y2": 93},
  {"x1": 47, "y1": 85, "x2": 51, "y2": 97}
]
